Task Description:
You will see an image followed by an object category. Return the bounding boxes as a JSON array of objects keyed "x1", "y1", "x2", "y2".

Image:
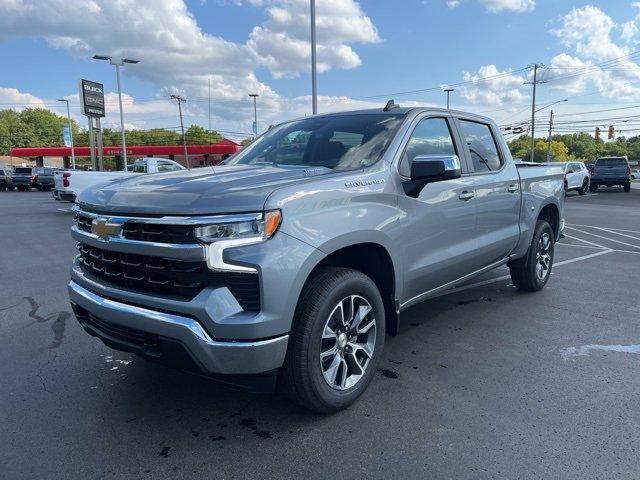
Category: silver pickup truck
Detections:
[{"x1": 68, "y1": 106, "x2": 565, "y2": 412}]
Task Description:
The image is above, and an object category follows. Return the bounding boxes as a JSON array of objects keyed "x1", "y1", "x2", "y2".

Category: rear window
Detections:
[
  {"x1": 14, "y1": 168, "x2": 32, "y2": 174},
  {"x1": 35, "y1": 168, "x2": 53, "y2": 174},
  {"x1": 596, "y1": 157, "x2": 627, "y2": 166}
]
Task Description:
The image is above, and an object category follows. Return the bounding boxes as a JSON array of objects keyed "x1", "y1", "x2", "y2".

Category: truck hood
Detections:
[{"x1": 77, "y1": 164, "x2": 332, "y2": 215}]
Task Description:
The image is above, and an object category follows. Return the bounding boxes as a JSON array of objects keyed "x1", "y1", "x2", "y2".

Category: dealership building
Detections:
[{"x1": 10, "y1": 139, "x2": 242, "y2": 169}]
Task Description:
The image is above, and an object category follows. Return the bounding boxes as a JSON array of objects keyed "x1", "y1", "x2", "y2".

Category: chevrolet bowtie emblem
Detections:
[{"x1": 91, "y1": 218, "x2": 122, "y2": 240}]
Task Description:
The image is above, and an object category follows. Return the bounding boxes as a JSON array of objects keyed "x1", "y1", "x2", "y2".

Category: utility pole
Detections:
[
  {"x1": 546, "y1": 110, "x2": 554, "y2": 162},
  {"x1": 525, "y1": 63, "x2": 545, "y2": 163},
  {"x1": 310, "y1": 0, "x2": 318, "y2": 114},
  {"x1": 170, "y1": 94, "x2": 189, "y2": 169},
  {"x1": 208, "y1": 77, "x2": 212, "y2": 148},
  {"x1": 249, "y1": 94, "x2": 259, "y2": 138},
  {"x1": 443, "y1": 87, "x2": 454, "y2": 110}
]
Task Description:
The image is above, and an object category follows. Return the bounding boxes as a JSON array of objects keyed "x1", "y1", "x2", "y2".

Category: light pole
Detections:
[
  {"x1": 58, "y1": 98, "x2": 76, "y2": 169},
  {"x1": 93, "y1": 55, "x2": 140, "y2": 169},
  {"x1": 249, "y1": 94, "x2": 259, "y2": 138},
  {"x1": 310, "y1": 0, "x2": 318, "y2": 114},
  {"x1": 170, "y1": 94, "x2": 189, "y2": 170},
  {"x1": 443, "y1": 87, "x2": 454, "y2": 109}
]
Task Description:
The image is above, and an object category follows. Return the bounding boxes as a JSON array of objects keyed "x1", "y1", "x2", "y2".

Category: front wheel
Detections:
[
  {"x1": 282, "y1": 267, "x2": 385, "y2": 413},
  {"x1": 509, "y1": 220, "x2": 555, "y2": 292},
  {"x1": 578, "y1": 179, "x2": 589, "y2": 195}
]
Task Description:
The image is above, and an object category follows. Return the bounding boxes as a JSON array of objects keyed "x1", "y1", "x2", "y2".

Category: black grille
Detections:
[
  {"x1": 84, "y1": 310, "x2": 159, "y2": 348},
  {"x1": 75, "y1": 213, "x2": 93, "y2": 233},
  {"x1": 77, "y1": 243, "x2": 260, "y2": 309},
  {"x1": 122, "y1": 222, "x2": 195, "y2": 244}
]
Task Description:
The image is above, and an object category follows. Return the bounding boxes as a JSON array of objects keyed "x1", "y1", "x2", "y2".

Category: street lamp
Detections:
[
  {"x1": 92, "y1": 55, "x2": 140, "y2": 168},
  {"x1": 535, "y1": 98, "x2": 567, "y2": 114},
  {"x1": 310, "y1": 0, "x2": 317, "y2": 114},
  {"x1": 249, "y1": 94, "x2": 259, "y2": 138},
  {"x1": 443, "y1": 87, "x2": 454, "y2": 110},
  {"x1": 58, "y1": 98, "x2": 76, "y2": 169}
]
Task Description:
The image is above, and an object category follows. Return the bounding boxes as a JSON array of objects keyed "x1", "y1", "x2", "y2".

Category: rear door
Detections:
[
  {"x1": 567, "y1": 163, "x2": 581, "y2": 189},
  {"x1": 455, "y1": 117, "x2": 521, "y2": 266},
  {"x1": 396, "y1": 114, "x2": 480, "y2": 303}
]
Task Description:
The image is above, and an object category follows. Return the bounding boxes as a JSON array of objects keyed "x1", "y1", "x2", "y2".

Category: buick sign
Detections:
[{"x1": 79, "y1": 79, "x2": 105, "y2": 117}]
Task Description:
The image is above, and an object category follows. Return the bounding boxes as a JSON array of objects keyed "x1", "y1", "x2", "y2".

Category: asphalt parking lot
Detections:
[{"x1": 1, "y1": 188, "x2": 639, "y2": 480}]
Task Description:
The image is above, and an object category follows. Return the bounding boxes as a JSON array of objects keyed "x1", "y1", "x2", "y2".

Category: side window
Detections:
[
  {"x1": 400, "y1": 117, "x2": 456, "y2": 177},
  {"x1": 458, "y1": 120, "x2": 503, "y2": 173},
  {"x1": 133, "y1": 162, "x2": 147, "y2": 173},
  {"x1": 157, "y1": 162, "x2": 174, "y2": 172}
]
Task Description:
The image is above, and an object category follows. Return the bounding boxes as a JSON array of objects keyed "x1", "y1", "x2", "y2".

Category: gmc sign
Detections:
[{"x1": 79, "y1": 79, "x2": 105, "y2": 117}]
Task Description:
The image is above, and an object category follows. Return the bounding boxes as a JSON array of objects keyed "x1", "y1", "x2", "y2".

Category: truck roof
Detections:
[{"x1": 297, "y1": 106, "x2": 494, "y2": 124}]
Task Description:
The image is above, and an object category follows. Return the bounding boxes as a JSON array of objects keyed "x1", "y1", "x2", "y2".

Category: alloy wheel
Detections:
[
  {"x1": 320, "y1": 295, "x2": 376, "y2": 391},
  {"x1": 535, "y1": 232, "x2": 552, "y2": 281}
]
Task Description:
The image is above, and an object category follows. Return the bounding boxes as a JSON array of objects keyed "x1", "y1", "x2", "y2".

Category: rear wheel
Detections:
[
  {"x1": 590, "y1": 183, "x2": 599, "y2": 192},
  {"x1": 0, "y1": 182, "x2": 6, "y2": 191},
  {"x1": 509, "y1": 220, "x2": 554, "y2": 292},
  {"x1": 282, "y1": 267, "x2": 385, "y2": 413},
  {"x1": 624, "y1": 182, "x2": 631, "y2": 192},
  {"x1": 578, "y1": 178, "x2": 589, "y2": 195}
]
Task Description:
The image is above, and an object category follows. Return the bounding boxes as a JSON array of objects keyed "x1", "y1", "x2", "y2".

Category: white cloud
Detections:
[
  {"x1": 0, "y1": 0, "x2": 380, "y2": 131},
  {"x1": 0, "y1": 87, "x2": 47, "y2": 109},
  {"x1": 551, "y1": 6, "x2": 626, "y2": 61},
  {"x1": 460, "y1": 65, "x2": 527, "y2": 106},
  {"x1": 548, "y1": 6, "x2": 640, "y2": 101},
  {"x1": 478, "y1": 0, "x2": 535, "y2": 13},
  {"x1": 446, "y1": 1, "x2": 461, "y2": 9},
  {"x1": 247, "y1": 0, "x2": 380, "y2": 78}
]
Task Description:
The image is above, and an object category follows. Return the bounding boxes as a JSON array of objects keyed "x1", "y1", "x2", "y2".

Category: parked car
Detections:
[
  {"x1": 0, "y1": 168, "x2": 12, "y2": 191},
  {"x1": 631, "y1": 168, "x2": 640, "y2": 180},
  {"x1": 53, "y1": 157, "x2": 185, "y2": 202},
  {"x1": 561, "y1": 161, "x2": 590, "y2": 195},
  {"x1": 590, "y1": 156, "x2": 632, "y2": 192},
  {"x1": 11, "y1": 167, "x2": 35, "y2": 191},
  {"x1": 68, "y1": 106, "x2": 565, "y2": 413},
  {"x1": 31, "y1": 167, "x2": 55, "y2": 191}
]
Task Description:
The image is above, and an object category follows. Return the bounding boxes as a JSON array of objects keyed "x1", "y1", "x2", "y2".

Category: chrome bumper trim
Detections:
[
  {"x1": 71, "y1": 225, "x2": 206, "y2": 260},
  {"x1": 69, "y1": 281, "x2": 288, "y2": 375}
]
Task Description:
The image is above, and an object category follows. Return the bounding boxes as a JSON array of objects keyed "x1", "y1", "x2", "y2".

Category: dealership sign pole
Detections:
[{"x1": 79, "y1": 79, "x2": 106, "y2": 170}]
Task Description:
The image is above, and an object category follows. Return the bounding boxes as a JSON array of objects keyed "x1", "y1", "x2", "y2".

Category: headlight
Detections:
[
  {"x1": 194, "y1": 210, "x2": 282, "y2": 243},
  {"x1": 198, "y1": 210, "x2": 282, "y2": 273}
]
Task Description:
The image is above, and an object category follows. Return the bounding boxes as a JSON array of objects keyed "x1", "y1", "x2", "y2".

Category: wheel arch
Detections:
[{"x1": 299, "y1": 240, "x2": 400, "y2": 336}]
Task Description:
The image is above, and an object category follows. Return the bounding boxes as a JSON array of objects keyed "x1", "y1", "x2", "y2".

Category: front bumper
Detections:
[{"x1": 69, "y1": 280, "x2": 288, "y2": 375}]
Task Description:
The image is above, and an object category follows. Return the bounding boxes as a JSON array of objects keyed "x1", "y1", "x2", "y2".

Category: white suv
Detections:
[{"x1": 562, "y1": 161, "x2": 590, "y2": 195}]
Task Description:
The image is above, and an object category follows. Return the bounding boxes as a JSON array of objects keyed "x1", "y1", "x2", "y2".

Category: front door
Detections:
[{"x1": 396, "y1": 116, "x2": 480, "y2": 305}]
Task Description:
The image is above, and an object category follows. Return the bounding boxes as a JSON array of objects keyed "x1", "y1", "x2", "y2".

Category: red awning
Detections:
[{"x1": 10, "y1": 139, "x2": 241, "y2": 158}]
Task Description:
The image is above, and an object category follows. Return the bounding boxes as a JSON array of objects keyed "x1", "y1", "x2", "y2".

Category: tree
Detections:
[{"x1": 185, "y1": 125, "x2": 222, "y2": 144}]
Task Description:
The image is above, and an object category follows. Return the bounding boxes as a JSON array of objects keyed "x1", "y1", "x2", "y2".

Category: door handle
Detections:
[
  {"x1": 507, "y1": 184, "x2": 519, "y2": 193},
  {"x1": 458, "y1": 191, "x2": 475, "y2": 201}
]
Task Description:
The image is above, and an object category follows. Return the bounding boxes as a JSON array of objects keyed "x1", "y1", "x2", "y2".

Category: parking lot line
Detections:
[
  {"x1": 563, "y1": 233, "x2": 608, "y2": 249},
  {"x1": 569, "y1": 224, "x2": 640, "y2": 235},
  {"x1": 595, "y1": 226, "x2": 640, "y2": 242},
  {"x1": 566, "y1": 226, "x2": 640, "y2": 250}
]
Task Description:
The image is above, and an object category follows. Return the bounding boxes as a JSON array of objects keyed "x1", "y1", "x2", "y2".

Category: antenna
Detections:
[{"x1": 383, "y1": 99, "x2": 399, "y2": 112}]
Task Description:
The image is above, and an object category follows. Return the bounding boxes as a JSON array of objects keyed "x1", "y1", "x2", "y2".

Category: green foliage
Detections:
[
  {"x1": 0, "y1": 107, "x2": 231, "y2": 154},
  {"x1": 508, "y1": 132, "x2": 639, "y2": 163}
]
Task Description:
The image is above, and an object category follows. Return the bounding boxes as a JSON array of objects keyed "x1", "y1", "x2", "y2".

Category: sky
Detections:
[{"x1": 1, "y1": 0, "x2": 640, "y2": 140}]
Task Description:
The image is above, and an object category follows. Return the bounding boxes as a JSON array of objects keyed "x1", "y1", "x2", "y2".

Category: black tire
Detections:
[
  {"x1": 282, "y1": 267, "x2": 385, "y2": 413},
  {"x1": 590, "y1": 183, "x2": 598, "y2": 192},
  {"x1": 0, "y1": 183, "x2": 6, "y2": 192},
  {"x1": 624, "y1": 182, "x2": 631, "y2": 192},
  {"x1": 509, "y1": 220, "x2": 555, "y2": 292},
  {"x1": 578, "y1": 178, "x2": 589, "y2": 195}
]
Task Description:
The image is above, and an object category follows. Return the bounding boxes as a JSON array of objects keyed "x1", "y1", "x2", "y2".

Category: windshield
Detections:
[
  {"x1": 225, "y1": 114, "x2": 405, "y2": 170},
  {"x1": 14, "y1": 168, "x2": 31, "y2": 174},
  {"x1": 596, "y1": 157, "x2": 627, "y2": 166}
]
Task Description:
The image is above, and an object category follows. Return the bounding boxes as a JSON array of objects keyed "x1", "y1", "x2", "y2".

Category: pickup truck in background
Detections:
[
  {"x1": 590, "y1": 156, "x2": 632, "y2": 192},
  {"x1": 11, "y1": 167, "x2": 36, "y2": 191},
  {"x1": 53, "y1": 157, "x2": 185, "y2": 202},
  {"x1": 68, "y1": 106, "x2": 565, "y2": 413}
]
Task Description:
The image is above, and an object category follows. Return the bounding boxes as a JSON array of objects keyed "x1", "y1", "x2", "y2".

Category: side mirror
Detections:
[{"x1": 410, "y1": 155, "x2": 462, "y2": 183}]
